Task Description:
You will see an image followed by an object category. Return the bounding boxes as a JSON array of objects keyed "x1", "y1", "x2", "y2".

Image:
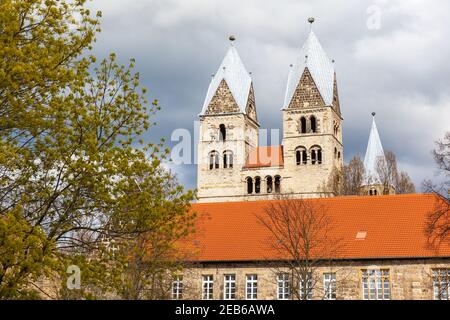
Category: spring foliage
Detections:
[{"x1": 0, "y1": 0, "x2": 195, "y2": 299}]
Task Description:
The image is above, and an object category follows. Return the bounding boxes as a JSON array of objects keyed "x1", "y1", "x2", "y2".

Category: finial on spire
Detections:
[
  {"x1": 308, "y1": 17, "x2": 315, "y2": 31},
  {"x1": 372, "y1": 112, "x2": 376, "y2": 117}
]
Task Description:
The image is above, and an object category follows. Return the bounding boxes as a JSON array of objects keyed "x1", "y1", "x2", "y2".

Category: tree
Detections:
[
  {"x1": 342, "y1": 154, "x2": 365, "y2": 196},
  {"x1": 424, "y1": 132, "x2": 450, "y2": 245},
  {"x1": 0, "y1": 0, "x2": 195, "y2": 299},
  {"x1": 258, "y1": 196, "x2": 343, "y2": 300},
  {"x1": 324, "y1": 154, "x2": 365, "y2": 196},
  {"x1": 396, "y1": 171, "x2": 416, "y2": 194},
  {"x1": 376, "y1": 151, "x2": 415, "y2": 195}
]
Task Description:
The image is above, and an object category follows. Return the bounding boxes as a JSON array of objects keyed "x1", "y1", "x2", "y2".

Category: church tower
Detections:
[
  {"x1": 197, "y1": 37, "x2": 259, "y2": 201},
  {"x1": 362, "y1": 113, "x2": 395, "y2": 195},
  {"x1": 281, "y1": 20, "x2": 344, "y2": 197}
]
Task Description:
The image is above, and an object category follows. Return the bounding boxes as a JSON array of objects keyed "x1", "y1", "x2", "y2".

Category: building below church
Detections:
[
  {"x1": 179, "y1": 194, "x2": 450, "y2": 300},
  {"x1": 176, "y1": 21, "x2": 450, "y2": 300}
]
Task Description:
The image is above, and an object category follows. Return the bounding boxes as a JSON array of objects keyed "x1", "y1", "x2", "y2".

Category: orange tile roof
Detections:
[
  {"x1": 186, "y1": 194, "x2": 450, "y2": 262},
  {"x1": 244, "y1": 145, "x2": 284, "y2": 169}
]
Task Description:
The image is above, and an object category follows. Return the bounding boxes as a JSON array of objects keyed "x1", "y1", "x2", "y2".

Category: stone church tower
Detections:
[
  {"x1": 281, "y1": 28, "x2": 343, "y2": 198},
  {"x1": 197, "y1": 40, "x2": 260, "y2": 201},
  {"x1": 197, "y1": 22, "x2": 343, "y2": 202}
]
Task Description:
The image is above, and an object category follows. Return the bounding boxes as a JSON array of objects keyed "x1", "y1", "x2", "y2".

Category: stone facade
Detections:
[
  {"x1": 197, "y1": 56, "x2": 344, "y2": 202},
  {"x1": 179, "y1": 259, "x2": 450, "y2": 300},
  {"x1": 205, "y1": 79, "x2": 241, "y2": 115},
  {"x1": 287, "y1": 68, "x2": 326, "y2": 109}
]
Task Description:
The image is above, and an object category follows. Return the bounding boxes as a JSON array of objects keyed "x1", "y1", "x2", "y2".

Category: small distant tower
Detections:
[{"x1": 362, "y1": 112, "x2": 395, "y2": 195}]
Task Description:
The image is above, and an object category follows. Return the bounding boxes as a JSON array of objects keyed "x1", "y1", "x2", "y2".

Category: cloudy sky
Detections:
[{"x1": 87, "y1": 0, "x2": 450, "y2": 191}]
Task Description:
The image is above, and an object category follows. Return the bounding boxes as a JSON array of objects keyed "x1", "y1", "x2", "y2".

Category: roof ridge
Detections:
[{"x1": 193, "y1": 193, "x2": 435, "y2": 206}]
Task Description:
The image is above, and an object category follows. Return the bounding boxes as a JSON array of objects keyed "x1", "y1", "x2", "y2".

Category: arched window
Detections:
[
  {"x1": 310, "y1": 116, "x2": 317, "y2": 133},
  {"x1": 334, "y1": 148, "x2": 337, "y2": 159},
  {"x1": 338, "y1": 151, "x2": 341, "y2": 160},
  {"x1": 266, "y1": 176, "x2": 273, "y2": 194},
  {"x1": 219, "y1": 124, "x2": 226, "y2": 142},
  {"x1": 274, "y1": 176, "x2": 281, "y2": 194},
  {"x1": 223, "y1": 151, "x2": 233, "y2": 169},
  {"x1": 255, "y1": 177, "x2": 261, "y2": 194},
  {"x1": 209, "y1": 151, "x2": 219, "y2": 170},
  {"x1": 310, "y1": 146, "x2": 322, "y2": 165},
  {"x1": 311, "y1": 150, "x2": 317, "y2": 165},
  {"x1": 295, "y1": 147, "x2": 307, "y2": 165},
  {"x1": 300, "y1": 117, "x2": 307, "y2": 134},
  {"x1": 246, "y1": 177, "x2": 253, "y2": 194}
]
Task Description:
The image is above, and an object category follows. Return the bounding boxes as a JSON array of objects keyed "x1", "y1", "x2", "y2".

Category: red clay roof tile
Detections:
[
  {"x1": 186, "y1": 194, "x2": 450, "y2": 262},
  {"x1": 244, "y1": 145, "x2": 284, "y2": 169}
]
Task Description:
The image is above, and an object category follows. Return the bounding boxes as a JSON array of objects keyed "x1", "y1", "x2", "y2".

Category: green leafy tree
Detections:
[{"x1": 0, "y1": 0, "x2": 195, "y2": 299}]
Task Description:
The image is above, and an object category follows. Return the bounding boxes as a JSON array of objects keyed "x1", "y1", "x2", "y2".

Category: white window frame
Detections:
[
  {"x1": 323, "y1": 273, "x2": 336, "y2": 300},
  {"x1": 172, "y1": 276, "x2": 183, "y2": 300},
  {"x1": 246, "y1": 274, "x2": 258, "y2": 300},
  {"x1": 433, "y1": 269, "x2": 450, "y2": 300},
  {"x1": 362, "y1": 269, "x2": 390, "y2": 300},
  {"x1": 202, "y1": 275, "x2": 214, "y2": 300},
  {"x1": 224, "y1": 274, "x2": 236, "y2": 300},
  {"x1": 277, "y1": 273, "x2": 290, "y2": 300}
]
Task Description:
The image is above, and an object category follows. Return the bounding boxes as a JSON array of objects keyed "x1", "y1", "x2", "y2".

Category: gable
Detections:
[
  {"x1": 288, "y1": 68, "x2": 326, "y2": 109},
  {"x1": 205, "y1": 79, "x2": 241, "y2": 115},
  {"x1": 245, "y1": 83, "x2": 257, "y2": 122},
  {"x1": 332, "y1": 76, "x2": 341, "y2": 115}
]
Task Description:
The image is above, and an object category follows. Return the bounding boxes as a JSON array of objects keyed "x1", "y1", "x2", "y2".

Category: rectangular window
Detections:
[
  {"x1": 277, "y1": 273, "x2": 290, "y2": 300},
  {"x1": 433, "y1": 269, "x2": 450, "y2": 300},
  {"x1": 224, "y1": 274, "x2": 236, "y2": 300},
  {"x1": 246, "y1": 274, "x2": 258, "y2": 300},
  {"x1": 172, "y1": 276, "x2": 183, "y2": 300},
  {"x1": 202, "y1": 275, "x2": 214, "y2": 300},
  {"x1": 324, "y1": 273, "x2": 337, "y2": 300},
  {"x1": 362, "y1": 269, "x2": 390, "y2": 300},
  {"x1": 299, "y1": 273, "x2": 313, "y2": 300}
]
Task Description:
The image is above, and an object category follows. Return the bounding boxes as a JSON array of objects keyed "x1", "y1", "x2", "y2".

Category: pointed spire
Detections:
[
  {"x1": 200, "y1": 37, "x2": 252, "y2": 115},
  {"x1": 283, "y1": 19, "x2": 335, "y2": 109},
  {"x1": 364, "y1": 113, "x2": 386, "y2": 183}
]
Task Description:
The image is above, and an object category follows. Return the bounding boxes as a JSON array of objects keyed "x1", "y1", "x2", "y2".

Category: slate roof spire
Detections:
[
  {"x1": 200, "y1": 37, "x2": 252, "y2": 115},
  {"x1": 283, "y1": 22, "x2": 335, "y2": 108},
  {"x1": 364, "y1": 112, "x2": 386, "y2": 182}
]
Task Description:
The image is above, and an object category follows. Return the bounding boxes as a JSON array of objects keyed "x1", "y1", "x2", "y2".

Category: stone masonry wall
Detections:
[
  {"x1": 205, "y1": 79, "x2": 241, "y2": 115},
  {"x1": 180, "y1": 259, "x2": 450, "y2": 300}
]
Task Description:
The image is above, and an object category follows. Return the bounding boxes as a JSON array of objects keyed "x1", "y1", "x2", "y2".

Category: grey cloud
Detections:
[{"x1": 87, "y1": 0, "x2": 450, "y2": 191}]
